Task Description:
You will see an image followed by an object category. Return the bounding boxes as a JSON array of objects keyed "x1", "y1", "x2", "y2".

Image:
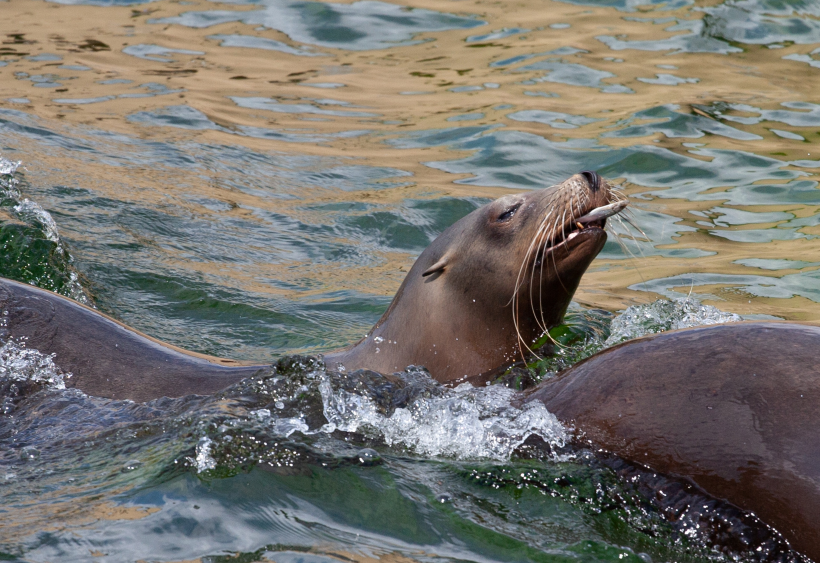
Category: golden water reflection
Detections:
[{"x1": 2, "y1": 0, "x2": 820, "y2": 325}]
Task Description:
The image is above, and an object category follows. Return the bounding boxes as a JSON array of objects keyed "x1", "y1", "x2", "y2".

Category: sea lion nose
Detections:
[{"x1": 580, "y1": 171, "x2": 600, "y2": 192}]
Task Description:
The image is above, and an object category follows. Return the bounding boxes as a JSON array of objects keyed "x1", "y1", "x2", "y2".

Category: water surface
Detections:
[{"x1": 1, "y1": 0, "x2": 819, "y2": 560}]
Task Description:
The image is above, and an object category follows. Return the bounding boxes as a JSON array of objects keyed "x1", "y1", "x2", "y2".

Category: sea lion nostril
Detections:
[{"x1": 580, "y1": 170, "x2": 600, "y2": 192}]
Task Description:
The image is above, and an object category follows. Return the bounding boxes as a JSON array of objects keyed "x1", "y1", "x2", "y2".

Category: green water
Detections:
[{"x1": 2, "y1": 0, "x2": 820, "y2": 560}]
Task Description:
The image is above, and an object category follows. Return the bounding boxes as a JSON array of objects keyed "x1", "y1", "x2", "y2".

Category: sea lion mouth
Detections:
[
  {"x1": 511, "y1": 173, "x2": 630, "y2": 362},
  {"x1": 534, "y1": 200, "x2": 628, "y2": 265}
]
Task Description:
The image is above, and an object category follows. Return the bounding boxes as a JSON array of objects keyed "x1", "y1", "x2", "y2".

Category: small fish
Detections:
[{"x1": 577, "y1": 200, "x2": 628, "y2": 224}]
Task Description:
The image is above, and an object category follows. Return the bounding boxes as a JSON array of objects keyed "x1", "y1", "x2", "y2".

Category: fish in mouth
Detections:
[
  {"x1": 533, "y1": 199, "x2": 629, "y2": 266},
  {"x1": 513, "y1": 171, "x2": 629, "y2": 359}
]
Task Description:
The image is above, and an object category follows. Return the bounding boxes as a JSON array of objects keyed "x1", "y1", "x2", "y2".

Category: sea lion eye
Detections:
[{"x1": 496, "y1": 203, "x2": 521, "y2": 223}]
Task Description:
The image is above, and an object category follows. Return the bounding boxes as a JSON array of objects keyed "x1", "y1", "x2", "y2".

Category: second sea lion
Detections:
[{"x1": 525, "y1": 322, "x2": 820, "y2": 561}]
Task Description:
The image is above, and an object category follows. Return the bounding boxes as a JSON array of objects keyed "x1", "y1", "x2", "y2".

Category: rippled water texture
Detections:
[{"x1": 2, "y1": 0, "x2": 820, "y2": 561}]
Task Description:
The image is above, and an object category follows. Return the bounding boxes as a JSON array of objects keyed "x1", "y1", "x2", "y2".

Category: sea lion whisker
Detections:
[
  {"x1": 536, "y1": 223, "x2": 572, "y2": 354},
  {"x1": 536, "y1": 233, "x2": 561, "y2": 350},
  {"x1": 608, "y1": 188, "x2": 629, "y2": 208},
  {"x1": 572, "y1": 193, "x2": 584, "y2": 229},
  {"x1": 526, "y1": 236, "x2": 540, "y2": 326},
  {"x1": 524, "y1": 219, "x2": 551, "y2": 316},
  {"x1": 617, "y1": 211, "x2": 649, "y2": 242},
  {"x1": 515, "y1": 214, "x2": 558, "y2": 359},
  {"x1": 511, "y1": 213, "x2": 554, "y2": 360},
  {"x1": 527, "y1": 212, "x2": 554, "y2": 268},
  {"x1": 551, "y1": 210, "x2": 573, "y2": 295},
  {"x1": 510, "y1": 214, "x2": 551, "y2": 305},
  {"x1": 512, "y1": 234, "x2": 540, "y2": 298},
  {"x1": 606, "y1": 216, "x2": 650, "y2": 293},
  {"x1": 623, "y1": 213, "x2": 648, "y2": 240},
  {"x1": 549, "y1": 232, "x2": 571, "y2": 294},
  {"x1": 611, "y1": 214, "x2": 649, "y2": 268},
  {"x1": 513, "y1": 276, "x2": 539, "y2": 362},
  {"x1": 531, "y1": 226, "x2": 553, "y2": 335},
  {"x1": 610, "y1": 218, "x2": 640, "y2": 260}
]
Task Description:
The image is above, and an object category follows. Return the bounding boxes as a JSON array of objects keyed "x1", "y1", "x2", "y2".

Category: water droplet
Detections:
[
  {"x1": 121, "y1": 459, "x2": 142, "y2": 472},
  {"x1": 19, "y1": 447, "x2": 39, "y2": 461},
  {"x1": 357, "y1": 448, "x2": 381, "y2": 466}
]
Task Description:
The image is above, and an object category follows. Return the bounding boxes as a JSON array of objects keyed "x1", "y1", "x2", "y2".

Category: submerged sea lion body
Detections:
[
  {"x1": 527, "y1": 322, "x2": 820, "y2": 561},
  {"x1": 0, "y1": 172, "x2": 619, "y2": 399},
  {"x1": 0, "y1": 278, "x2": 268, "y2": 402}
]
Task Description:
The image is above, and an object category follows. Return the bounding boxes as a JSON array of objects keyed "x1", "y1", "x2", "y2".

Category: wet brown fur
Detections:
[
  {"x1": 325, "y1": 172, "x2": 617, "y2": 381},
  {"x1": 525, "y1": 323, "x2": 820, "y2": 561}
]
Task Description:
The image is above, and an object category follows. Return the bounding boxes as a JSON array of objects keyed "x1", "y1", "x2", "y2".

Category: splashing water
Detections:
[
  {"x1": 13, "y1": 199, "x2": 62, "y2": 244},
  {"x1": 0, "y1": 338, "x2": 71, "y2": 390},
  {"x1": 194, "y1": 361, "x2": 569, "y2": 465},
  {"x1": 0, "y1": 155, "x2": 89, "y2": 304},
  {"x1": 604, "y1": 297, "x2": 743, "y2": 346},
  {"x1": 0, "y1": 158, "x2": 22, "y2": 182},
  {"x1": 320, "y1": 369, "x2": 569, "y2": 461},
  {"x1": 0, "y1": 310, "x2": 71, "y2": 389},
  {"x1": 529, "y1": 297, "x2": 743, "y2": 380},
  {"x1": 0, "y1": 157, "x2": 23, "y2": 201},
  {"x1": 195, "y1": 437, "x2": 217, "y2": 472}
]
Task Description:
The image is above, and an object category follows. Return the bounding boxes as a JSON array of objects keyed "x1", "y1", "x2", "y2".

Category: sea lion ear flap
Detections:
[{"x1": 422, "y1": 256, "x2": 448, "y2": 277}]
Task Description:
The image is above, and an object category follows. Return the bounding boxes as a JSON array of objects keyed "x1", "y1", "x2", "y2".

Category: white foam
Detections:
[
  {"x1": 605, "y1": 297, "x2": 742, "y2": 346},
  {"x1": 319, "y1": 375, "x2": 568, "y2": 461},
  {"x1": 0, "y1": 155, "x2": 22, "y2": 199},
  {"x1": 0, "y1": 338, "x2": 71, "y2": 389},
  {"x1": 195, "y1": 437, "x2": 217, "y2": 472},
  {"x1": 0, "y1": 156, "x2": 21, "y2": 176}
]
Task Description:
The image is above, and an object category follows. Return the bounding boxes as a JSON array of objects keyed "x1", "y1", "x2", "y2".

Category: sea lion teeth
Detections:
[{"x1": 577, "y1": 200, "x2": 628, "y2": 224}]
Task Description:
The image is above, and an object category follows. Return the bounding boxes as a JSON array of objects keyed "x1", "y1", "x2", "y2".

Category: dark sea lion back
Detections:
[{"x1": 527, "y1": 322, "x2": 820, "y2": 560}]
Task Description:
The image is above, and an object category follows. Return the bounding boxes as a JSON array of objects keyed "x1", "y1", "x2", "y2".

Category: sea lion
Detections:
[
  {"x1": 525, "y1": 322, "x2": 820, "y2": 561},
  {"x1": 325, "y1": 171, "x2": 622, "y2": 381},
  {"x1": 0, "y1": 171, "x2": 624, "y2": 400}
]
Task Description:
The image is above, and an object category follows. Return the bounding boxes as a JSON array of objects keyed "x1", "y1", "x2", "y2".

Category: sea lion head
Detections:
[{"x1": 326, "y1": 171, "x2": 626, "y2": 382}]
